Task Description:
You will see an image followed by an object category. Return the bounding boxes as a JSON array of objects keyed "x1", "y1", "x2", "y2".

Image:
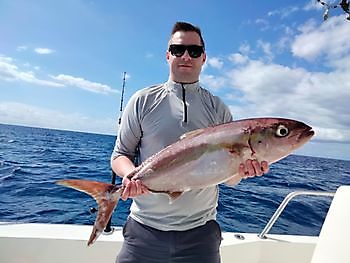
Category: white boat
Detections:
[{"x1": 1, "y1": 185, "x2": 349, "y2": 263}]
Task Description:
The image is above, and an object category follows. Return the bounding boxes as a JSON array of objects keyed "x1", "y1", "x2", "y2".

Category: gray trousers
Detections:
[{"x1": 116, "y1": 217, "x2": 222, "y2": 263}]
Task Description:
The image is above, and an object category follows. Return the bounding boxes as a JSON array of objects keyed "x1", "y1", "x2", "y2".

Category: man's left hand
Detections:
[
  {"x1": 239, "y1": 159, "x2": 269, "y2": 178},
  {"x1": 225, "y1": 159, "x2": 269, "y2": 185}
]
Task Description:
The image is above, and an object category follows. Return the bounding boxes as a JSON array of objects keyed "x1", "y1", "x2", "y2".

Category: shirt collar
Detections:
[{"x1": 166, "y1": 78, "x2": 200, "y2": 93}]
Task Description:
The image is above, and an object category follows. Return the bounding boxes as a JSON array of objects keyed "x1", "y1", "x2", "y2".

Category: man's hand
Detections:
[
  {"x1": 239, "y1": 159, "x2": 269, "y2": 179},
  {"x1": 226, "y1": 159, "x2": 269, "y2": 186},
  {"x1": 121, "y1": 176, "x2": 149, "y2": 201}
]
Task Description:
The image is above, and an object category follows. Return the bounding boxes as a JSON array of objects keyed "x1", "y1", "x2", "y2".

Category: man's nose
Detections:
[{"x1": 181, "y1": 50, "x2": 191, "y2": 60}]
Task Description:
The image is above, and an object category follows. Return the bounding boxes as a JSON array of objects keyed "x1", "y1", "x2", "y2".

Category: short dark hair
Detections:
[{"x1": 169, "y1": 21, "x2": 205, "y2": 50}]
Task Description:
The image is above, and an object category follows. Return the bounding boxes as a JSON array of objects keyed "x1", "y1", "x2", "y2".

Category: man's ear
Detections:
[
  {"x1": 166, "y1": 51, "x2": 170, "y2": 61},
  {"x1": 202, "y1": 52, "x2": 207, "y2": 64}
]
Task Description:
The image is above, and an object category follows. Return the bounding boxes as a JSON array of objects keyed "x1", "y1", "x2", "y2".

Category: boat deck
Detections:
[
  {"x1": 1, "y1": 185, "x2": 349, "y2": 263},
  {"x1": 0, "y1": 223, "x2": 318, "y2": 263}
]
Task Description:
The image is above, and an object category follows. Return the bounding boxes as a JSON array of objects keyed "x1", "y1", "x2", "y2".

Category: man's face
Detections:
[{"x1": 166, "y1": 31, "x2": 206, "y2": 83}]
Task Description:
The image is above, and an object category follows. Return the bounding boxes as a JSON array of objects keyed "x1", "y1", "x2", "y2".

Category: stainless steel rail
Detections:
[{"x1": 258, "y1": 190, "x2": 336, "y2": 239}]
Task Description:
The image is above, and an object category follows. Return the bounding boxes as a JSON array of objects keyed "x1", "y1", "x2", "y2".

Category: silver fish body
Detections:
[
  {"x1": 131, "y1": 117, "x2": 313, "y2": 192},
  {"x1": 57, "y1": 117, "x2": 314, "y2": 245}
]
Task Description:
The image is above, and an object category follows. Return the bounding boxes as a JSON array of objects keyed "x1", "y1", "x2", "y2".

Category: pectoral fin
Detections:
[
  {"x1": 166, "y1": 191, "x2": 184, "y2": 203},
  {"x1": 148, "y1": 188, "x2": 184, "y2": 203}
]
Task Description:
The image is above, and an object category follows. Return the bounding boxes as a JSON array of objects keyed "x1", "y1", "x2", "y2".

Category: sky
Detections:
[{"x1": 1, "y1": 0, "x2": 350, "y2": 161}]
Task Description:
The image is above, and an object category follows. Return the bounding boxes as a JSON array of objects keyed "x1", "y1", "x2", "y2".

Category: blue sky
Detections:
[{"x1": 1, "y1": 0, "x2": 350, "y2": 160}]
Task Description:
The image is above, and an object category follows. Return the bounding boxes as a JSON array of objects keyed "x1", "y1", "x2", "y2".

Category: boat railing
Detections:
[{"x1": 258, "y1": 190, "x2": 336, "y2": 239}]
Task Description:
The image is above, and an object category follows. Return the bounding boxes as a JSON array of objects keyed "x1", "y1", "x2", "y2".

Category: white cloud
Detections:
[
  {"x1": 292, "y1": 16, "x2": 350, "y2": 61},
  {"x1": 0, "y1": 56, "x2": 120, "y2": 95},
  {"x1": 257, "y1": 40, "x2": 274, "y2": 61},
  {"x1": 34, "y1": 48, "x2": 55, "y2": 55},
  {"x1": 228, "y1": 53, "x2": 249, "y2": 65},
  {"x1": 276, "y1": 36, "x2": 292, "y2": 53},
  {"x1": 303, "y1": 0, "x2": 322, "y2": 11},
  {"x1": 16, "y1": 46, "x2": 28, "y2": 52},
  {"x1": 207, "y1": 57, "x2": 224, "y2": 69},
  {"x1": 200, "y1": 74, "x2": 227, "y2": 90},
  {"x1": 268, "y1": 6, "x2": 299, "y2": 19},
  {"x1": 255, "y1": 18, "x2": 270, "y2": 31},
  {"x1": 227, "y1": 56, "x2": 350, "y2": 132},
  {"x1": 0, "y1": 102, "x2": 117, "y2": 135},
  {"x1": 314, "y1": 126, "x2": 350, "y2": 142},
  {"x1": 51, "y1": 74, "x2": 119, "y2": 94},
  {"x1": 124, "y1": 72, "x2": 131, "y2": 80},
  {"x1": 0, "y1": 55, "x2": 63, "y2": 87},
  {"x1": 239, "y1": 43, "x2": 251, "y2": 55}
]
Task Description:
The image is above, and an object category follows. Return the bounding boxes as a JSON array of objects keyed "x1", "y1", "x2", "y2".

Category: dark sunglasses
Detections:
[{"x1": 168, "y1": 44, "x2": 204, "y2": 58}]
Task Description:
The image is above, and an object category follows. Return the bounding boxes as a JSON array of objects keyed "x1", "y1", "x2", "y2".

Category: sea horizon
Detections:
[{"x1": 1, "y1": 122, "x2": 349, "y2": 162}]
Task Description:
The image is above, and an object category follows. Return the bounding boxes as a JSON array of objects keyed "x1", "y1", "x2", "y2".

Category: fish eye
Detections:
[{"x1": 276, "y1": 125, "x2": 289, "y2": 137}]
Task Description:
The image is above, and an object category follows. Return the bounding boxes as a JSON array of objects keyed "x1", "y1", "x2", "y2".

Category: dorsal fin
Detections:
[{"x1": 180, "y1": 128, "x2": 205, "y2": 140}]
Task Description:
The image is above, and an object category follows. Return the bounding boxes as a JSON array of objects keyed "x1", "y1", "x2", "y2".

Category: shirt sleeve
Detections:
[
  {"x1": 213, "y1": 95, "x2": 233, "y2": 124},
  {"x1": 111, "y1": 92, "x2": 142, "y2": 162}
]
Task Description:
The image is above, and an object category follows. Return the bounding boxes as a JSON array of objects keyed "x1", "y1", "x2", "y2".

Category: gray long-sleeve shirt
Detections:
[{"x1": 112, "y1": 79, "x2": 232, "y2": 231}]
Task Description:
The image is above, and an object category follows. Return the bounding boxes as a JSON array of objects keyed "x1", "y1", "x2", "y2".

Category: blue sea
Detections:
[{"x1": 1, "y1": 123, "x2": 349, "y2": 236}]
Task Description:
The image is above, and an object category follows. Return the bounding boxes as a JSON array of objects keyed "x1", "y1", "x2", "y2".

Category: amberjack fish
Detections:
[{"x1": 57, "y1": 117, "x2": 314, "y2": 246}]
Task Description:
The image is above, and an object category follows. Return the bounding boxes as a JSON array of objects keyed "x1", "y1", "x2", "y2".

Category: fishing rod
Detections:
[
  {"x1": 103, "y1": 71, "x2": 127, "y2": 234},
  {"x1": 118, "y1": 72, "x2": 127, "y2": 126}
]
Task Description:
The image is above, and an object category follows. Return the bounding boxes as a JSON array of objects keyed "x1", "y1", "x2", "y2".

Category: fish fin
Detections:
[
  {"x1": 167, "y1": 191, "x2": 184, "y2": 203},
  {"x1": 57, "y1": 179, "x2": 116, "y2": 199},
  {"x1": 180, "y1": 128, "x2": 205, "y2": 140},
  {"x1": 224, "y1": 174, "x2": 242, "y2": 186},
  {"x1": 87, "y1": 191, "x2": 121, "y2": 246},
  {"x1": 56, "y1": 179, "x2": 123, "y2": 246}
]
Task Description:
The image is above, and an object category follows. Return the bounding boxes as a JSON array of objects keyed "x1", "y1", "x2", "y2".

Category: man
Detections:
[{"x1": 111, "y1": 21, "x2": 269, "y2": 263}]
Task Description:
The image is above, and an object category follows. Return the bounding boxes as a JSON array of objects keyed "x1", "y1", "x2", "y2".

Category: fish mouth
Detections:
[{"x1": 298, "y1": 126, "x2": 315, "y2": 141}]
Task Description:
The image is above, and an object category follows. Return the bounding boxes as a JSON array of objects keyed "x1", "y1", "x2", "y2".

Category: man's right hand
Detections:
[{"x1": 121, "y1": 176, "x2": 149, "y2": 201}]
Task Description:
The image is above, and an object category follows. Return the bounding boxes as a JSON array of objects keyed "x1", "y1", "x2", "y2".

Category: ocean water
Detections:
[{"x1": 1, "y1": 123, "x2": 349, "y2": 236}]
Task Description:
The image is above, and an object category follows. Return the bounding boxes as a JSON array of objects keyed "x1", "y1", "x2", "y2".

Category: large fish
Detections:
[{"x1": 57, "y1": 117, "x2": 314, "y2": 246}]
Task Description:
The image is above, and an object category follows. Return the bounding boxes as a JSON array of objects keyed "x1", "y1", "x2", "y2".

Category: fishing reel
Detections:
[{"x1": 89, "y1": 207, "x2": 97, "y2": 214}]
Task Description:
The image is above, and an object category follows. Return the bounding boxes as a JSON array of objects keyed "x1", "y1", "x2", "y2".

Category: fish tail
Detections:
[{"x1": 56, "y1": 179, "x2": 123, "y2": 246}]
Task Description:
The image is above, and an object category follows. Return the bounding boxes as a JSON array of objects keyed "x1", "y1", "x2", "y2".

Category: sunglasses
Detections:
[{"x1": 168, "y1": 44, "x2": 204, "y2": 58}]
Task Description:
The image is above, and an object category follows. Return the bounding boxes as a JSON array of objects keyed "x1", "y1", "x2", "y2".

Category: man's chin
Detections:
[
  {"x1": 178, "y1": 67, "x2": 196, "y2": 76},
  {"x1": 178, "y1": 66, "x2": 192, "y2": 71}
]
